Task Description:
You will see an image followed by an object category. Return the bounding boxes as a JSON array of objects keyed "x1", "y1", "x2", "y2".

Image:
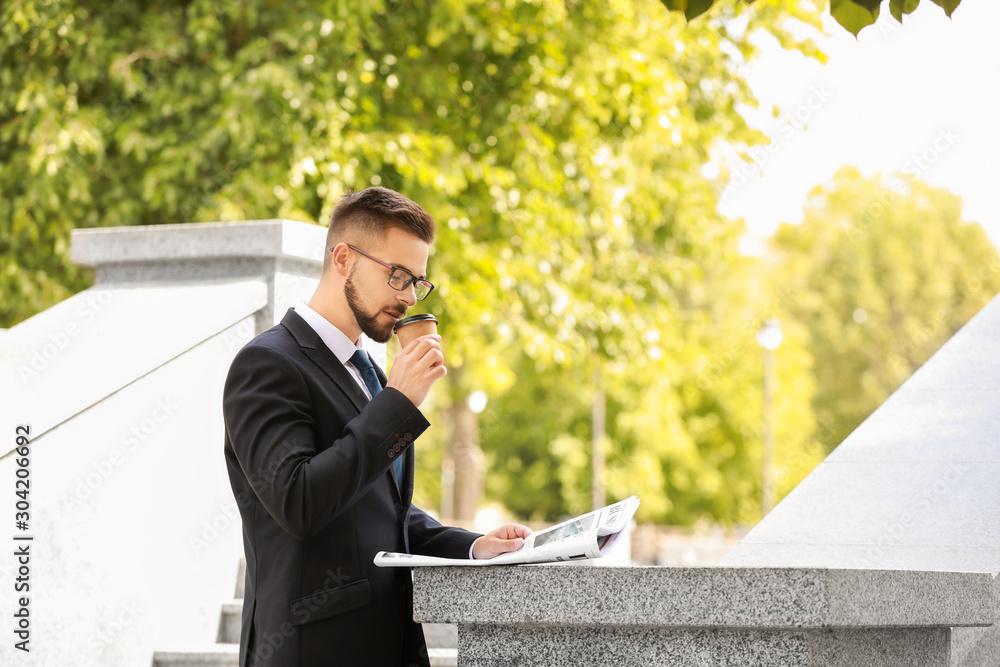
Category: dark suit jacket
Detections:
[{"x1": 223, "y1": 308, "x2": 479, "y2": 667}]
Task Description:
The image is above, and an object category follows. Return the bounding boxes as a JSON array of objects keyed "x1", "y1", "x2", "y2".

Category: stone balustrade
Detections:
[{"x1": 413, "y1": 565, "x2": 998, "y2": 666}]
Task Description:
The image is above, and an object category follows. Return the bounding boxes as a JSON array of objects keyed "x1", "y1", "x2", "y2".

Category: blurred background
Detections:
[{"x1": 3, "y1": 0, "x2": 998, "y2": 565}]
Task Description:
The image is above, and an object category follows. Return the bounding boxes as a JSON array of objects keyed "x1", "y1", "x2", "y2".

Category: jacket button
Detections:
[
  {"x1": 405, "y1": 433, "x2": 412, "y2": 441},
  {"x1": 388, "y1": 450, "x2": 395, "y2": 458}
]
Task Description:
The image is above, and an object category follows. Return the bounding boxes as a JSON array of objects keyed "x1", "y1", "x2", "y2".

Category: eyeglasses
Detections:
[{"x1": 341, "y1": 245, "x2": 435, "y2": 300}]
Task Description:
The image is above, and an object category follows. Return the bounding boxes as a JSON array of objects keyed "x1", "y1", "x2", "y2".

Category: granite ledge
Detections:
[
  {"x1": 412, "y1": 566, "x2": 998, "y2": 629},
  {"x1": 71, "y1": 220, "x2": 326, "y2": 266}
]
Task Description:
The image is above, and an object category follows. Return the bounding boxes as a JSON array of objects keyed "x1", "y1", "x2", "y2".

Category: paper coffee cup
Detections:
[{"x1": 393, "y1": 314, "x2": 438, "y2": 349}]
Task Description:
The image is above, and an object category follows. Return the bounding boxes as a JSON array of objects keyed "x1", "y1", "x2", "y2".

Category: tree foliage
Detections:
[
  {"x1": 659, "y1": 0, "x2": 964, "y2": 37},
  {"x1": 3, "y1": 0, "x2": 830, "y2": 525},
  {"x1": 770, "y1": 167, "x2": 1000, "y2": 450},
  {"x1": 11, "y1": 1, "x2": 986, "y2": 529}
]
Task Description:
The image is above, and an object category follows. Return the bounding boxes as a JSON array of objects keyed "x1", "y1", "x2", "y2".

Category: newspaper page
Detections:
[{"x1": 374, "y1": 495, "x2": 640, "y2": 567}]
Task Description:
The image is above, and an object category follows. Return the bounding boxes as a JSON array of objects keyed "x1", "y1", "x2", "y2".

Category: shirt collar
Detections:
[{"x1": 294, "y1": 303, "x2": 363, "y2": 365}]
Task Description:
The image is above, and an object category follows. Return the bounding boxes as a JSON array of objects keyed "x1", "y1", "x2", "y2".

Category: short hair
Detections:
[{"x1": 324, "y1": 187, "x2": 435, "y2": 273}]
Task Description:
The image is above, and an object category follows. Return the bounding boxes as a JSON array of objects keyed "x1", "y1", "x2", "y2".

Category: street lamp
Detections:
[
  {"x1": 468, "y1": 390, "x2": 488, "y2": 414},
  {"x1": 444, "y1": 391, "x2": 488, "y2": 521},
  {"x1": 756, "y1": 319, "x2": 782, "y2": 517}
]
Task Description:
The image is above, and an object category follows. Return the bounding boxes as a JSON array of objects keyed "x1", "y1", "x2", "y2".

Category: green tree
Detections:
[
  {"x1": 770, "y1": 166, "x2": 1000, "y2": 451},
  {"x1": 401, "y1": 0, "x2": 829, "y2": 524},
  {"x1": 467, "y1": 248, "x2": 826, "y2": 526},
  {"x1": 3, "y1": 0, "x2": 827, "y2": 525}
]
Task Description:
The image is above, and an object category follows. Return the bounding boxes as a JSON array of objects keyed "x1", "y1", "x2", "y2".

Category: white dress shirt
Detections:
[
  {"x1": 294, "y1": 303, "x2": 375, "y2": 399},
  {"x1": 293, "y1": 304, "x2": 480, "y2": 558}
]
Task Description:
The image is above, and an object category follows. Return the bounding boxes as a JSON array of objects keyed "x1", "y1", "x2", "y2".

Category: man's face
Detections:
[{"x1": 344, "y1": 227, "x2": 430, "y2": 344}]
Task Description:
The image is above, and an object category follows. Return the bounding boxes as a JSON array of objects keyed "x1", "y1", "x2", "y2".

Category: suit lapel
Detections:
[
  {"x1": 280, "y1": 309, "x2": 369, "y2": 413},
  {"x1": 282, "y1": 309, "x2": 409, "y2": 503}
]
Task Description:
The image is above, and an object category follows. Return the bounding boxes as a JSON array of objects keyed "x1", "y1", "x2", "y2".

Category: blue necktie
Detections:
[{"x1": 349, "y1": 350, "x2": 404, "y2": 493}]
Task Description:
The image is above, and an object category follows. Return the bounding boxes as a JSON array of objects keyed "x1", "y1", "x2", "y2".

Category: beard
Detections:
[{"x1": 345, "y1": 268, "x2": 406, "y2": 343}]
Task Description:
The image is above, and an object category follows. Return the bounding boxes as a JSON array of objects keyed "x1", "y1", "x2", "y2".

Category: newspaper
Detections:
[{"x1": 374, "y1": 495, "x2": 640, "y2": 567}]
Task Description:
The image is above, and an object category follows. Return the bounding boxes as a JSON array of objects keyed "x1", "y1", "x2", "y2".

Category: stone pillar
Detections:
[
  {"x1": 71, "y1": 220, "x2": 325, "y2": 334},
  {"x1": 69, "y1": 219, "x2": 388, "y2": 370}
]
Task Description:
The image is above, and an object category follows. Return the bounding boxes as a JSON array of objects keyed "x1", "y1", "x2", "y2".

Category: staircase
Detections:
[
  {"x1": 150, "y1": 559, "x2": 243, "y2": 667},
  {"x1": 152, "y1": 559, "x2": 457, "y2": 667}
]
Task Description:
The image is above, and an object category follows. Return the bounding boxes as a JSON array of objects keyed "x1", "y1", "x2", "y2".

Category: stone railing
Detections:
[{"x1": 413, "y1": 565, "x2": 998, "y2": 666}]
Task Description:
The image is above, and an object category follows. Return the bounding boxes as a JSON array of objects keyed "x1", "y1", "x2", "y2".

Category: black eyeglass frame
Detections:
[{"x1": 338, "y1": 244, "x2": 435, "y2": 300}]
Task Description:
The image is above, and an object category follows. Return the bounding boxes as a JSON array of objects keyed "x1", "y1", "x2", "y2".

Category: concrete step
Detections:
[
  {"x1": 423, "y1": 623, "x2": 458, "y2": 649},
  {"x1": 153, "y1": 643, "x2": 455, "y2": 666},
  {"x1": 207, "y1": 560, "x2": 455, "y2": 665},
  {"x1": 158, "y1": 559, "x2": 459, "y2": 665},
  {"x1": 152, "y1": 645, "x2": 238, "y2": 667},
  {"x1": 218, "y1": 598, "x2": 457, "y2": 650},
  {"x1": 217, "y1": 600, "x2": 242, "y2": 644},
  {"x1": 234, "y1": 557, "x2": 245, "y2": 599},
  {"x1": 429, "y1": 648, "x2": 458, "y2": 667}
]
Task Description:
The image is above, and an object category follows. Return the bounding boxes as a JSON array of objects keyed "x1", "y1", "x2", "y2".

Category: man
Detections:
[{"x1": 223, "y1": 187, "x2": 531, "y2": 666}]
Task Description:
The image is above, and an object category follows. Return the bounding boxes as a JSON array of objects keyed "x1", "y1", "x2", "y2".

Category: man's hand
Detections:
[
  {"x1": 386, "y1": 334, "x2": 447, "y2": 407},
  {"x1": 472, "y1": 523, "x2": 533, "y2": 560}
]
